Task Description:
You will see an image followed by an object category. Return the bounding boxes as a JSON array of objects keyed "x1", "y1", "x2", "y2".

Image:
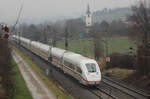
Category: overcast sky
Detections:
[{"x1": 0, "y1": 0, "x2": 138, "y2": 24}]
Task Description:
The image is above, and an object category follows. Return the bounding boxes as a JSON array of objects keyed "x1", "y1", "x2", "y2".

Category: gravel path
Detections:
[{"x1": 12, "y1": 50, "x2": 57, "y2": 99}]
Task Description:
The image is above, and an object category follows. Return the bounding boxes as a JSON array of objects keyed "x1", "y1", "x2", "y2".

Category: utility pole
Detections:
[
  {"x1": 105, "y1": 38, "x2": 108, "y2": 57},
  {"x1": 18, "y1": 31, "x2": 21, "y2": 48},
  {"x1": 48, "y1": 38, "x2": 53, "y2": 61},
  {"x1": 52, "y1": 27, "x2": 57, "y2": 47},
  {"x1": 13, "y1": 4, "x2": 23, "y2": 30},
  {"x1": 65, "y1": 27, "x2": 68, "y2": 50}
]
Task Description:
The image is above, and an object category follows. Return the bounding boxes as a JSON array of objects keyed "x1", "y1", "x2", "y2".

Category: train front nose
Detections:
[{"x1": 86, "y1": 72, "x2": 101, "y2": 85}]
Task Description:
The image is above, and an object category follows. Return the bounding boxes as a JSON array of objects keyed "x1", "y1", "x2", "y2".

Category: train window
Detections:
[
  {"x1": 53, "y1": 55, "x2": 59, "y2": 60},
  {"x1": 70, "y1": 64, "x2": 75, "y2": 70},
  {"x1": 86, "y1": 63, "x2": 96, "y2": 73},
  {"x1": 64, "y1": 61, "x2": 69, "y2": 66},
  {"x1": 64, "y1": 61, "x2": 75, "y2": 70},
  {"x1": 77, "y1": 67, "x2": 82, "y2": 74}
]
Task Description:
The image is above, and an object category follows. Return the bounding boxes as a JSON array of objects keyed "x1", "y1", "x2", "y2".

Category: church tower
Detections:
[{"x1": 86, "y1": 4, "x2": 92, "y2": 27}]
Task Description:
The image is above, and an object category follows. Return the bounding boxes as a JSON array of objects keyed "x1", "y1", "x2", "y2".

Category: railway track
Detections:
[
  {"x1": 90, "y1": 87, "x2": 117, "y2": 99},
  {"x1": 102, "y1": 76, "x2": 150, "y2": 99}
]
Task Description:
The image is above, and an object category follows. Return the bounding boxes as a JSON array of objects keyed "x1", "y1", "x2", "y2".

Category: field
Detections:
[{"x1": 56, "y1": 37, "x2": 136, "y2": 58}]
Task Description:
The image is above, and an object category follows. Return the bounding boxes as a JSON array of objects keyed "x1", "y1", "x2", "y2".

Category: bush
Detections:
[
  {"x1": 107, "y1": 53, "x2": 135, "y2": 69},
  {"x1": 136, "y1": 45, "x2": 150, "y2": 75}
]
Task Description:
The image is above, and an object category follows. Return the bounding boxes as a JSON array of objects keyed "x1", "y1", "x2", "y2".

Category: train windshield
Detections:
[{"x1": 86, "y1": 63, "x2": 96, "y2": 73}]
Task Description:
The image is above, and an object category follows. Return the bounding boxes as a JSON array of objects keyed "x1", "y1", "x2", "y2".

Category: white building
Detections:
[{"x1": 85, "y1": 4, "x2": 92, "y2": 27}]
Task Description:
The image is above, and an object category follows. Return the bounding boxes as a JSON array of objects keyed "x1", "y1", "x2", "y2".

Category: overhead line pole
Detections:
[
  {"x1": 12, "y1": 4, "x2": 23, "y2": 47},
  {"x1": 13, "y1": 4, "x2": 23, "y2": 32}
]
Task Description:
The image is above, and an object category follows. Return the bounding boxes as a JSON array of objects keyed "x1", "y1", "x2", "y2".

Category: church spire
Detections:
[
  {"x1": 85, "y1": 4, "x2": 92, "y2": 27},
  {"x1": 86, "y1": 4, "x2": 91, "y2": 14}
]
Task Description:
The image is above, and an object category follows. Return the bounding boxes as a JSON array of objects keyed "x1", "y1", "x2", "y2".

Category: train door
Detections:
[
  {"x1": 61, "y1": 51, "x2": 67, "y2": 72},
  {"x1": 61, "y1": 54, "x2": 64, "y2": 71}
]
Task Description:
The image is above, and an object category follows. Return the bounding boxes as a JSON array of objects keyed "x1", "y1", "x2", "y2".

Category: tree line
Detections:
[{"x1": 13, "y1": 18, "x2": 129, "y2": 44}]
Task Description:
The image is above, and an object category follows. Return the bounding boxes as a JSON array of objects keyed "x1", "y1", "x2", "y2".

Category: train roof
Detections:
[
  {"x1": 39, "y1": 43, "x2": 50, "y2": 52},
  {"x1": 31, "y1": 41, "x2": 50, "y2": 52},
  {"x1": 63, "y1": 51, "x2": 96, "y2": 66},
  {"x1": 13, "y1": 35, "x2": 31, "y2": 43},
  {"x1": 51, "y1": 47, "x2": 66, "y2": 58},
  {"x1": 51, "y1": 47, "x2": 95, "y2": 65},
  {"x1": 20, "y1": 37, "x2": 31, "y2": 43},
  {"x1": 12, "y1": 35, "x2": 97, "y2": 66}
]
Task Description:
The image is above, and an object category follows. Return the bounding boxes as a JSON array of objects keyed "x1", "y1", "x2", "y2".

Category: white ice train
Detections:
[{"x1": 12, "y1": 35, "x2": 101, "y2": 85}]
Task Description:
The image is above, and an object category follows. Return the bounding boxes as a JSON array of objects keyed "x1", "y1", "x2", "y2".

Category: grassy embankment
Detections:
[
  {"x1": 10, "y1": 58, "x2": 32, "y2": 99},
  {"x1": 13, "y1": 47, "x2": 71, "y2": 99},
  {"x1": 56, "y1": 37, "x2": 136, "y2": 79}
]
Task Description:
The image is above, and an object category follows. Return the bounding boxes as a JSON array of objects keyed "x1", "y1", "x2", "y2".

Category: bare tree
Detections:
[
  {"x1": 65, "y1": 18, "x2": 86, "y2": 38},
  {"x1": 108, "y1": 20, "x2": 128, "y2": 37},
  {"x1": 42, "y1": 25, "x2": 52, "y2": 44},
  {"x1": 129, "y1": 1, "x2": 150, "y2": 43},
  {"x1": 93, "y1": 32, "x2": 104, "y2": 60},
  {"x1": 129, "y1": 1, "x2": 150, "y2": 76},
  {"x1": 91, "y1": 24, "x2": 104, "y2": 60}
]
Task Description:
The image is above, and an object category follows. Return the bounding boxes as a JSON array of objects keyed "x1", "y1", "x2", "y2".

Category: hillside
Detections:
[{"x1": 92, "y1": 7, "x2": 132, "y2": 23}]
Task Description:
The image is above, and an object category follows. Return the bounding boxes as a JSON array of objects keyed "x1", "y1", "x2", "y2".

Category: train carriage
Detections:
[{"x1": 12, "y1": 35, "x2": 101, "y2": 85}]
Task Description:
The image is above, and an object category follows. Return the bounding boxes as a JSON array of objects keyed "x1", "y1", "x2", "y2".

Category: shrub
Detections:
[{"x1": 107, "y1": 53, "x2": 135, "y2": 69}]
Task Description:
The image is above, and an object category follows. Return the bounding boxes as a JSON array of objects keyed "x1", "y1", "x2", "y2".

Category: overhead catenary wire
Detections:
[{"x1": 11, "y1": 3, "x2": 23, "y2": 33}]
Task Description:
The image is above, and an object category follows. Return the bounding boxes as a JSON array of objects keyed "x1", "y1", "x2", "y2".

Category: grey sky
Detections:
[{"x1": 0, "y1": 0, "x2": 138, "y2": 24}]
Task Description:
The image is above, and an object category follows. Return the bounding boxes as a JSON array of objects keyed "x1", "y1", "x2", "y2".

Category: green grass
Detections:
[
  {"x1": 57, "y1": 38, "x2": 94, "y2": 57},
  {"x1": 10, "y1": 58, "x2": 32, "y2": 99},
  {"x1": 56, "y1": 37, "x2": 136, "y2": 58},
  {"x1": 13, "y1": 47, "x2": 71, "y2": 99},
  {"x1": 106, "y1": 37, "x2": 136, "y2": 54}
]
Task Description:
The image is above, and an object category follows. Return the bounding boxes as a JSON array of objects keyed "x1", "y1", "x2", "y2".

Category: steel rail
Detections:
[
  {"x1": 102, "y1": 76, "x2": 150, "y2": 99},
  {"x1": 90, "y1": 87, "x2": 116, "y2": 99}
]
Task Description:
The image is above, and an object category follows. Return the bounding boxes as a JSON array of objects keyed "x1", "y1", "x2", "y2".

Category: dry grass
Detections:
[{"x1": 103, "y1": 68, "x2": 135, "y2": 80}]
